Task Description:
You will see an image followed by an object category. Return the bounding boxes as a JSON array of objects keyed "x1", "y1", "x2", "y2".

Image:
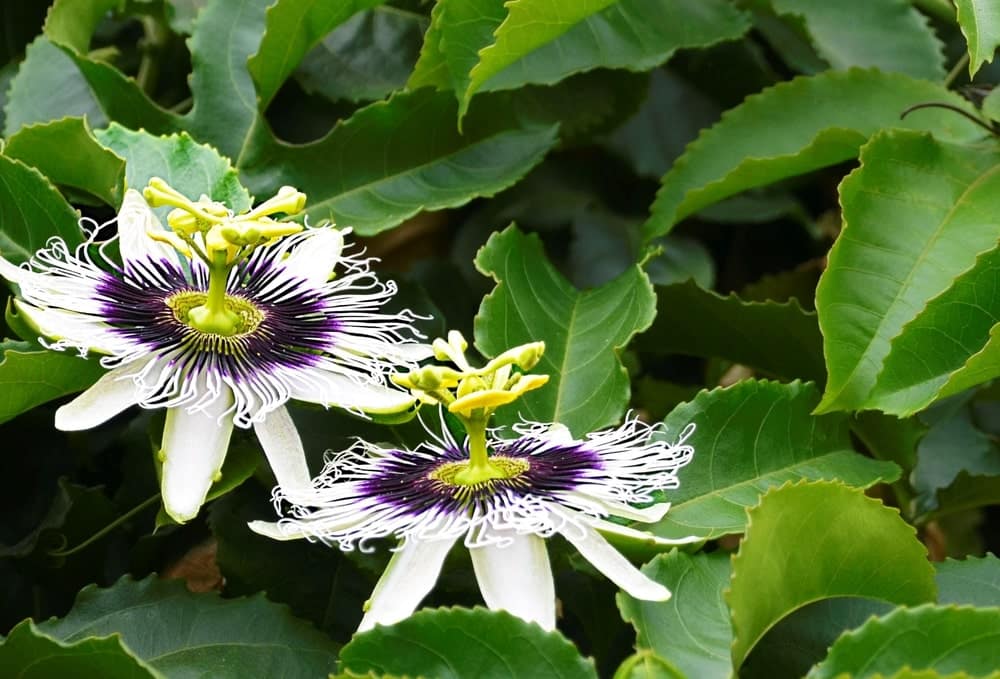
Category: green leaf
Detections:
[
  {"x1": 461, "y1": 0, "x2": 751, "y2": 117},
  {"x1": 936, "y1": 554, "x2": 1000, "y2": 605},
  {"x1": 474, "y1": 225, "x2": 655, "y2": 435},
  {"x1": 612, "y1": 651, "x2": 685, "y2": 679},
  {"x1": 956, "y1": 0, "x2": 1000, "y2": 77},
  {"x1": 0, "y1": 620, "x2": 158, "y2": 679},
  {"x1": 340, "y1": 607, "x2": 598, "y2": 679},
  {"x1": 295, "y1": 6, "x2": 428, "y2": 103},
  {"x1": 0, "y1": 155, "x2": 83, "y2": 265},
  {"x1": 37, "y1": 575, "x2": 339, "y2": 678},
  {"x1": 816, "y1": 131, "x2": 1000, "y2": 414},
  {"x1": 650, "y1": 380, "x2": 900, "y2": 541},
  {"x1": 3, "y1": 38, "x2": 107, "y2": 136},
  {"x1": 240, "y1": 89, "x2": 558, "y2": 235},
  {"x1": 764, "y1": 0, "x2": 944, "y2": 79},
  {"x1": 728, "y1": 481, "x2": 937, "y2": 669},
  {"x1": 618, "y1": 550, "x2": 732, "y2": 679},
  {"x1": 635, "y1": 280, "x2": 825, "y2": 383},
  {"x1": 807, "y1": 605, "x2": 1000, "y2": 678},
  {"x1": 642, "y1": 69, "x2": 986, "y2": 240},
  {"x1": 911, "y1": 394, "x2": 1000, "y2": 517},
  {"x1": 43, "y1": 0, "x2": 119, "y2": 54},
  {"x1": 5, "y1": 117, "x2": 126, "y2": 206},
  {"x1": 248, "y1": 0, "x2": 383, "y2": 109},
  {"x1": 183, "y1": 0, "x2": 271, "y2": 161},
  {"x1": 95, "y1": 123, "x2": 252, "y2": 213},
  {"x1": 0, "y1": 345, "x2": 105, "y2": 426}
]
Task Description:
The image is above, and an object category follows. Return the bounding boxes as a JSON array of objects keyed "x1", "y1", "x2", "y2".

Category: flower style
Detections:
[
  {"x1": 252, "y1": 415, "x2": 698, "y2": 632},
  {"x1": 0, "y1": 181, "x2": 430, "y2": 522}
]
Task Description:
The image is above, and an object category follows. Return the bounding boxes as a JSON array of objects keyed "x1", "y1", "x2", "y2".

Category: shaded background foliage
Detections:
[{"x1": 2, "y1": 0, "x2": 1000, "y2": 677}]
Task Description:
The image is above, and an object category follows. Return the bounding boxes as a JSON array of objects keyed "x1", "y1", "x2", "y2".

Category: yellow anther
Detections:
[
  {"x1": 447, "y1": 330, "x2": 468, "y2": 353},
  {"x1": 249, "y1": 218, "x2": 304, "y2": 239},
  {"x1": 449, "y1": 389, "x2": 518, "y2": 416},
  {"x1": 510, "y1": 373, "x2": 549, "y2": 396},
  {"x1": 245, "y1": 185, "x2": 307, "y2": 219}
]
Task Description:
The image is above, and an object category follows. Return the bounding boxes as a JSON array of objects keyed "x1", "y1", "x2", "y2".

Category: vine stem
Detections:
[
  {"x1": 944, "y1": 52, "x2": 970, "y2": 88},
  {"x1": 47, "y1": 493, "x2": 160, "y2": 558}
]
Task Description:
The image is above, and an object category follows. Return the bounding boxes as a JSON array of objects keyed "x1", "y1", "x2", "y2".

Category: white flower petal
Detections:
[
  {"x1": 55, "y1": 364, "x2": 141, "y2": 431},
  {"x1": 117, "y1": 189, "x2": 178, "y2": 266},
  {"x1": 0, "y1": 254, "x2": 34, "y2": 287},
  {"x1": 558, "y1": 518, "x2": 671, "y2": 601},
  {"x1": 375, "y1": 342, "x2": 434, "y2": 363},
  {"x1": 15, "y1": 300, "x2": 126, "y2": 354},
  {"x1": 248, "y1": 520, "x2": 309, "y2": 541},
  {"x1": 589, "y1": 516, "x2": 704, "y2": 547},
  {"x1": 160, "y1": 390, "x2": 235, "y2": 523},
  {"x1": 282, "y1": 228, "x2": 343, "y2": 285},
  {"x1": 470, "y1": 533, "x2": 556, "y2": 631},
  {"x1": 253, "y1": 405, "x2": 312, "y2": 502},
  {"x1": 290, "y1": 374, "x2": 415, "y2": 414},
  {"x1": 568, "y1": 491, "x2": 672, "y2": 523},
  {"x1": 358, "y1": 537, "x2": 456, "y2": 632}
]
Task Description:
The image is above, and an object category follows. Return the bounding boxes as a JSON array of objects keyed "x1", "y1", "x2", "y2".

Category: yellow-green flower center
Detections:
[
  {"x1": 429, "y1": 456, "x2": 530, "y2": 493},
  {"x1": 167, "y1": 291, "x2": 264, "y2": 337}
]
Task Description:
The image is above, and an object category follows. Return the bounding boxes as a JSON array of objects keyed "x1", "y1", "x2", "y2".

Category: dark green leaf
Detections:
[
  {"x1": 0, "y1": 155, "x2": 83, "y2": 264},
  {"x1": 295, "y1": 6, "x2": 428, "y2": 103},
  {"x1": 935, "y1": 554, "x2": 1000, "y2": 605},
  {"x1": 618, "y1": 550, "x2": 732, "y2": 679},
  {"x1": 762, "y1": 0, "x2": 944, "y2": 79},
  {"x1": 474, "y1": 225, "x2": 656, "y2": 435},
  {"x1": 728, "y1": 481, "x2": 937, "y2": 668},
  {"x1": 248, "y1": 0, "x2": 383, "y2": 109},
  {"x1": 240, "y1": 89, "x2": 558, "y2": 235},
  {"x1": 340, "y1": 607, "x2": 598, "y2": 679},
  {"x1": 0, "y1": 620, "x2": 157, "y2": 679},
  {"x1": 650, "y1": 380, "x2": 899, "y2": 540},
  {"x1": 5, "y1": 117, "x2": 126, "y2": 206},
  {"x1": 808, "y1": 605, "x2": 1000, "y2": 678},
  {"x1": 816, "y1": 131, "x2": 1000, "y2": 414},
  {"x1": 636, "y1": 280, "x2": 825, "y2": 383},
  {"x1": 642, "y1": 69, "x2": 986, "y2": 240},
  {"x1": 37, "y1": 575, "x2": 339, "y2": 678}
]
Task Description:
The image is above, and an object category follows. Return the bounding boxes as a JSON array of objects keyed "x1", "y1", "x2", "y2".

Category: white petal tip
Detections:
[
  {"x1": 162, "y1": 501, "x2": 200, "y2": 524},
  {"x1": 248, "y1": 521, "x2": 307, "y2": 541}
]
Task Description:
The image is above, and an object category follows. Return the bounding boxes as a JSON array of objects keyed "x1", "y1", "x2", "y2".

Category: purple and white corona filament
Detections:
[
  {"x1": 0, "y1": 189, "x2": 430, "y2": 522},
  {"x1": 252, "y1": 415, "x2": 699, "y2": 632}
]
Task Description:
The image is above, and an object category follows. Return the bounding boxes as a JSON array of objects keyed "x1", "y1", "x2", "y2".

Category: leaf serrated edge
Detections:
[
  {"x1": 641, "y1": 68, "x2": 980, "y2": 241},
  {"x1": 725, "y1": 478, "x2": 929, "y2": 669}
]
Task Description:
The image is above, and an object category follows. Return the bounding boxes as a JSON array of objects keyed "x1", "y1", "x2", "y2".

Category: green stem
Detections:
[
  {"x1": 944, "y1": 52, "x2": 970, "y2": 88},
  {"x1": 188, "y1": 252, "x2": 240, "y2": 334},
  {"x1": 466, "y1": 418, "x2": 489, "y2": 469},
  {"x1": 48, "y1": 494, "x2": 159, "y2": 558}
]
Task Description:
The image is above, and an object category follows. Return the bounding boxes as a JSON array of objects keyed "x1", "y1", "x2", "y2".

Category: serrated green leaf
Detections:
[
  {"x1": 0, "y1": 620, "x2": 158, "y2": 679},
  {"x1": 340, "y1": 607, "x2": 598, "y2": 679},
  {"x1": 295, "y1": 6, "x2": 428, "y2": 103},
  {"x1": 816, "y1": 131, "x2": 1000, "y2": 414},
  {"x1": 808, "y1": 605, "x2": 1000, "y2": 678},
  {"x1": 474, "y1": 225, "x2": 655, "y2": 435},
  {"x1": 5, "y1": 117, "x2": 126, "y2": 206},
  {"x1": 240, "y1": 89, "x2": 558, "y2": 235},
  {"x1": 636, "y1": 280, "x2": 825, "y2": 383},
  {"x1": 248, "y1": 0, "x2": 383, "y2": 109},
  {"x1": 764, "y1": 0, "x2": 944, "y2": 79},
  {"x1": 43, "y1": 0, "x2": 119, "y2": 54},
  {"x1": 165, "y1": 0, "x2": 208, "y2": 34},
  {"x1": 3, "y1": 37, "x2": 107, "y2": 136},
  {"x1": 618, "y1": 550, "x2": 732, "y2": 679},
  {"x1": 728, "y1": 481, "x2": 937, "y2": 669},
  {"x1": 0, "y1": 154, "x2": 83, "y2": 265},
  {"x1": 650, "y1": 380, "x2": 899, "y2": 541},
  {"x1": 36, "y1": 575, "x2": 339, "y2": 678},
  {"x1": 956, "y1": 0, "x2": 1000, "y2": 77},
  {"x1": 95, "y1": 123, "x2": 251, "y2": 213},
  {"x1": 642, "y1": 69, "x2": 986, "y2": 241},
  {"x1": 936, "y1": 554, "x2": 1000, "y2": 605},
  {"x1": 461, "y1": 0, "x2": 750, "y2": 117},
  {"x1": 0, "y1": 346, "x2": 105, "y2": 426}
]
